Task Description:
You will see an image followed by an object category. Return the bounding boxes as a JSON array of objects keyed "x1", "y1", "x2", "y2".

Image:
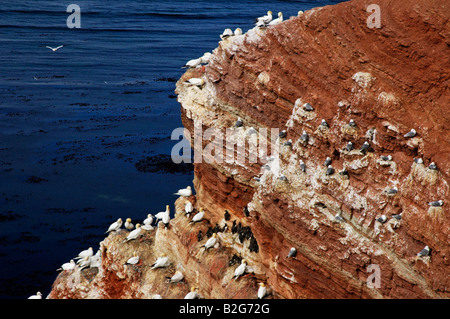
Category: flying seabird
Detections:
[
  {"x1": 122, "y1": 224, "x2": 142, "y2": 243},
  {"x1": 46, "y1": 45, "x2": 63, "y2": 52},
  {"x1": 105, "y1": 218, "x2": 123, "y2": 234},
  {"x1": 279, "y1": 130, "x2": 287, "y2": 138},
  {"x1": 169, "y1": 270, "x2": 184, "y2": 283},
  {"x1": 185, "y1": 201, "x2": 193, "y2": 216},
  {"x1": 268, "y1": 12, "x2": 283, "y2": 26},
  {"x1": 376, "y1": 215, "x2": 387, "y2": 223},
  {"x1": 417, "y1": 246, "x2": 430, "y2": 257},
  {"x1": 57, "y1": 259, "x2": 75, "y2": 272},
  {"x1": 303, "y1": 103, "x2": 314, "y2": 111},
  {"x1": 404, "y1": 129, "x2": 416, "y2": 138},
  {"x1": 348, "y1": 119, "x2": 357, "y2": 128},
  {"x1": 345, "y1": 141, "x2": 354, "y2": 152},
  {"x1": 287, "y1": 247, "x2": 297, "y2": 258},
  {"x1": 124, "y1": 218, "x2": 134, "y2": 230},
  {"x1": 203, "y1": 233, "x2": 218, "y2": 250},
  {"x1": 235, "y1": 117, "x2": 243, "y2": 127},
  {"x1": 182, "y1": 57, "x2": 202, "y2": 69},
  {"x1": 233, "y1": 259, "x2": 247, "y2": 279},
  {"x1": 190, "y1": 208, "x2": 205, "y2": 224},
  {"x1": 174, "y1": 186, "x2": 192, "y2": 197},
  {"x1": 360, "y1": 141, "x2": 371, "y2": 154},
  {"x1": 220, "y1": 28, "x2": 233, "y2": 40},
  {"x1": 125, "y1": 251, "x2": 140, "y2": 266},
  {"x1": 323, "y1": 157, "x2": 332, "y2": 167},
  {"x1": 185, "y1": 78, "x2": 204, "y2": 87},
  {"x1": 326, "y1": 165, "x2": 335, "y2": 175},
  {"x1": 75, "y1": 247, "x2": 93, "y2": 260},
  {"x1": 28, "y1": 292, "x2": 42, "y2": 299},
  {"x1": 299, "y1": 160, "x2": 306, "y2": 172},
  {"x1": 380, "y1": 155, "x2": 392, "y2": 161},
  {"x1": 184, "y1": 287, "x2": 200, "y2": 299},
  {"x1": 258, "y1": 283, "x2": 268, "y2": 299},
  {"x1": 151, "y1": 254, "x2": 170, "y2": 269},
  {"x1": 428, "y1": 162, "x2": 438, "y2": 170},
  {"x1": 428, "y1": 200, "x2": 444, "y2": 207}
]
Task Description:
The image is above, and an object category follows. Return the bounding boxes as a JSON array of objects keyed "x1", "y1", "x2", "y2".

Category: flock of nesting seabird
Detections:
[{"x1": 29, "y1": 9, "x2": 444, "y2": 300}]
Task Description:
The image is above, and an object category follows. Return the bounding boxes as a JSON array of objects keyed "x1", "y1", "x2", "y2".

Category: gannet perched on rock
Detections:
[
  {"x1": 75, "y1": 247, "x2": 93, "y2": 260},
  {"x1": 428, "y1": 200, "x2": 443, "y2": 207},
  {"x1": 57, "y1": 259, "x2": 76, "y2": 272},
  {"x1": 185, "y1": 78, "x2": 204, "y2": 88},
  {"x1": 184, "y1": 287, "x2": 200, "y2": 299},
  {"x1": 200, "y1": 52, "x2": 212, "y2": 64},
  {"x1": 203, "y1": 233, "x2": 218, "y2": 250},
  {"x1": 268, "y1": 12, "x2": 283, "y2": 26},
  {"x1": 151, "y1": 254, "x2": 170, "y2": 269},
  {"x1": 258, "y1": 283, "x2": 268, "y2": 299},
  {"x1": 220, "y1": 28, "x2": 233, "y2": 40},
  {"x1": 234, "y1": 28, "x2": 243, "y2": 36},
  {"x1": 185, "y1": 201, "x2": 193, "y2": 216},
  {"x1": 155, "y1": 205, "x2": 170, "y2": 223},
  {"x1": 143, "y1": 214, "x2": 153, "y2": 226},
  {"x1": 105, "y1": 218, "x2": 122, "y2": 234},
  {"x1": 256, "y1": 11, "x2": 273, "y2": 25},
  {"x1": 287, "y1": 247, "x2": 297, "y2": 258},
  {"x1": 169, "y1": 270, "x2": 184, "y2": 283},
  {"x1": 190, "y1": 208, "x2": 205, "y2": 224},
  {"x1": 122, "y1": 224, "x2": 142, "y2": 243},
  {"x1": 182, "y1": 57, "x2": 202, "y2": 69},
  {"x1": 124, "y1": 218, "x2": 134, "y2": 230},
  {"x1": 174, "y1": 186, "x2": 192, "y2": 197},
  {"x1": 125, "y1": 251, "x2": 140, "y2": 265},
  {"x1": 233, "y1": 259, "x2": 247, "y2": 279},
  {"x1": 404, "y1": 128, "x2": 416, "y2": 138}
]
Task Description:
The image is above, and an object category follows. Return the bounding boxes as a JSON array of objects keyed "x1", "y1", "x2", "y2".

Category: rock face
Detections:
[{"x1": 49, "y1": 0, "x2": 449, "y2": 299}]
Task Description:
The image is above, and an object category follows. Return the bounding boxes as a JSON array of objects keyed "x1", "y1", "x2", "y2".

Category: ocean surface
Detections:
[{"x1": 0, "y1": 0, "x2": 344, "y2": 299}]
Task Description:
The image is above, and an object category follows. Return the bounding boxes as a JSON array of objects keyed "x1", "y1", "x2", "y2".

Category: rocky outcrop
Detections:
[{"x1": 49, "y1": 0, "x2": 449, "y2": 299}]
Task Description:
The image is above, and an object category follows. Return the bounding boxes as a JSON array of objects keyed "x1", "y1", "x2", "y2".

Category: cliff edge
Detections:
[{"x1": 49, "y1": 0, "x2": 449, "y2": 299}]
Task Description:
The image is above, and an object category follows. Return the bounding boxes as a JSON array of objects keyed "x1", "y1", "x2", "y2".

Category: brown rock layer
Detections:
[{"x1": 49, "y1": 0, "x2": 449, "y2": 299}]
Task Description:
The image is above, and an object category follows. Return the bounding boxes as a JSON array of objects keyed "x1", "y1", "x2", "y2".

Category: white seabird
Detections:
[
  {"x1": 346, "y1": 141, "x2": 354, "y2": 152},
  {"x1": 122, "y1": 224, "x2": 142, "y2": 243},
  {"x1": 124, "y1": 218, "x2": 134, "y2": 230},
  {"x1": 303, "y1": 103, "x2": 314, "y2": 111},
  {"x1": 169, "y1": 270, "x2": 184, "y2": 283},
  {"x1": 200, "y1": 52, "x2": 212, "y2": 64},
  {"x1": 385, "y1": 187, "x2": 398, "y2": 195},
  {"x1": 183, "y1": 57, "x2": 202, "y2": 69},
  {"x1": 46, "y1": 45, "x2": 63, "y2": 52},
  {"x1": 380, "y1": 155, "x2": 392, "y2": 161},
  {"x1": 75, "y1": 247, "x2": 93, "y2": 260},
  {"x1": 28, "y1": 292, "x2": 42, "y2": 299},
  {"x1": 348, "y1": 119, "x2": 357, "y2": 127},
  {"x1": 258, "y1": 283, "x2": 267, "y2": 299},
  {"x1": 184, "y1": 287, "x2": 200, "y2": 299},
  {"x1": 190, "y1": 208, "x2": 205, "y2": 224},
  {"x1": 323, "y1": 157, "x2": 332, "y2": 166},
  {"x1": 174, "y1": 186, "x2": 193, "y2": 197},
  {"x1": 299, "y1": 160, "x2": 306, "y2": 172},
  {"x1": 185, "y1": 201, "x2": 193, "y2": 216},
  {"x1": 326, "y1": 165, "x2": 335, "y2": 176},
  {"x1": 151, "y1": 254, "x2": 170, "y2": 269},
  {"x1": 220, "y1": 28, "x2": 233, "y2": 40},
  {"x1": 203, "y1": 233, "x2": 218, "y2": 250},
  {"x1": 105, "y1": 218, "x2": 123, "y2": 234},
  {"x1": 234, "y1": 28, "x2": 243, "y2": 36},
  {"x1": 428, "y1": 200, "x2": 443, "y2": 207},
  {"x1": 256, "y1": 11, "x2": 273, "y2": 25},
  {"x1": 125, "y1": 251, "x2": 140, "y2": 265},
  {"x1": 143, "y1": 214, "x2": 153, "y2": 226},
  {"x1": 268, "y1": 12, "x2": 283, "y2": 26},
  {"x1": 162, "y1": 210, "x2": 171, "y2": 228},
  {"x1": 233, "y1": 259, "x2": 247, "y2": 279},
  {"x1": 404, "y1": 129, "x2": 416, "y2": 138},
  {"x1": 376, "y1": 215, "x2": 387, "y2": 223},
  {"x1": 57, "y1": 259, "x2": 76, "y2": 272},
  {"x1": 77, "y1": 256, "x2": 91, "y2": 269},
  {"x1": 417, "y1": 245, "x2": 430, "y2": 257},
  {"x1": 287, "y1": 247, "x2": 297, "y2": 258},
  {"x1": 185, "y1": 78, "x2": 205, "y2": 87}
]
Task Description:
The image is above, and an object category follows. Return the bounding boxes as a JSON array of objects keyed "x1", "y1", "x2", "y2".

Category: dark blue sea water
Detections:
[{"x1": 0, "y1": 0, "x2": 344, "y2": 299}]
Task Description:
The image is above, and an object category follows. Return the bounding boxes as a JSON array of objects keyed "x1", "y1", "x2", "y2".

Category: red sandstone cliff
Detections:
[{"x1": 49, "y1": 0, "x2": 449, "y2": 299}]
